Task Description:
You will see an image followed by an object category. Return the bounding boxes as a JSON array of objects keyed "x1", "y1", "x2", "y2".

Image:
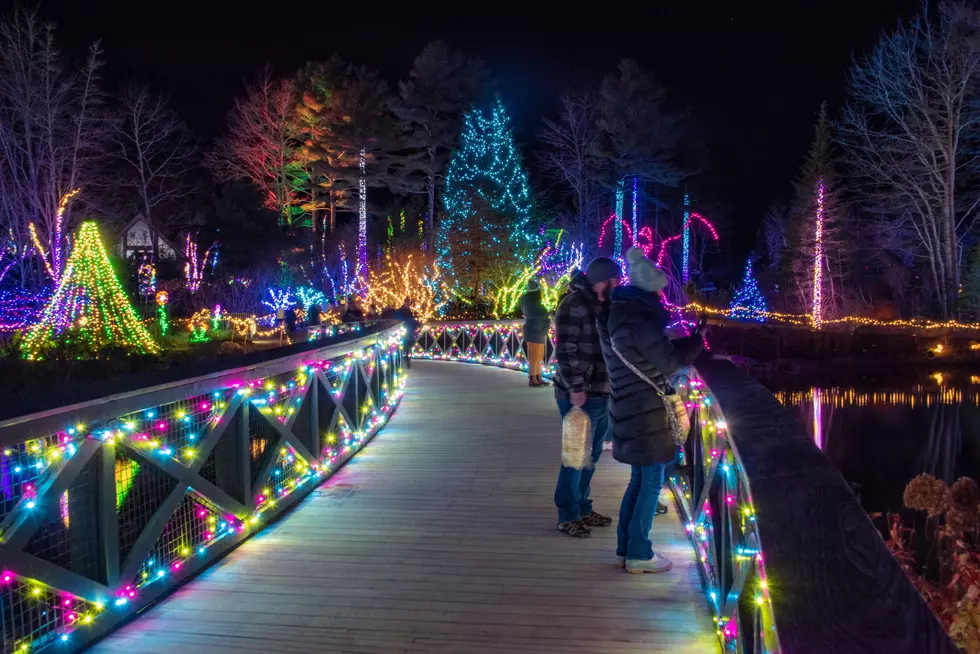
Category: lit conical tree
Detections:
[
  {"x1": 438, "y1": 98, "x2": 539, "y2": 296},
  {"x1": 22, "y1": 222, "x2": 160, "y2": 359},
  {"x1": 730, "y1": 258, "x2": 767, "y2": 322}
]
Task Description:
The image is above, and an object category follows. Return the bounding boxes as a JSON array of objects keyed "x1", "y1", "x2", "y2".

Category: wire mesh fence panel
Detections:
[
  {"x1": 115, "y1": 452, "x2": 177, "y2": 565},
  {"x1": 0, "y1": 323, "x2": 407, "y2": 652},
  {"x1": 0, "y1": 574, "x2": 101, "y2": 653},
  {"x1": 133, "y1": 491, "x2": 237, "y2": 590},
  {"x1": 0, "y1": 433, "x2": 84, "y2": 526},
  {"x1": 113, "y1": 391, "x2": 231, "y2": 468}
]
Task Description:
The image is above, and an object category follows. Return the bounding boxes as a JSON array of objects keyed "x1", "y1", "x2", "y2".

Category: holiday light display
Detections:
[
  {"x1": 632, "y1": 178, "x2": 639, "y2": 247},
  {"x1": 262, "y1": 288, "x2": 295, "y2": 315},
  {"x1": 682, "y1": 193, "x2": 691, "y2": 283},
  {"x1": 358, "y1": 148, "x2": 368, "y2": 281},
  {"x1": 365, "y1": 254, "x2": 445, "y2": 322},
  {"x1": 437, "y1": 98, "x2": 538, "y2": 291},
  {"x1": 188, "y1": 308, "x2": 211, "y2": 343},
  {"x1": 729, "y1": 259, "x2": 767, "y2": 322},
  {"x1": 137, "y1": 261, "x2": 156, "y2": 296},
  {"x1": 657, "y1": 212, "x2": 719, "y2": 269},
  {"x1": 294, "y1": 286, "x2": 326, "y2": 310},
  {"x1": 615, "y1": 179, "x2": 625, "y2": 257},
  {"x1": 492, "y1": 231, "x2": 583, "y2": 316},
  {"x1": 183, "y1": 234, "x2": 216, "y2": 294},
  {"x1": 156, "y1": 291, "x2": 170, "y2": 336},
  {"x1": 0, "y1": 288, "x2": 51, "y2": 332},
  {"x1": 598, "y1": 215, "x2": 655, "y2": 258},
  {"x1": 21, "y1": 222, "x2": 159, "y2": 359},
  {"x1": 812, "y1": 178, "x2": 825, "y2": 328}
]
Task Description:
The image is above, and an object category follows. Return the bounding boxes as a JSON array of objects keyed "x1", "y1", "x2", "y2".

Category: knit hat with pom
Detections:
[{"x1": 626, "y1": 248, "x2": 668, "y2": 293}]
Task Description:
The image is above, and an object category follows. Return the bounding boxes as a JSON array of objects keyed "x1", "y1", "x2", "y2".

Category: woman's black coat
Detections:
[{"x1": 598, "y1": 286, "x2": 703, "y2": 466}]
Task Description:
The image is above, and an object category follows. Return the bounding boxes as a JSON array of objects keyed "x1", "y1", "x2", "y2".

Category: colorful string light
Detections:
[
  {"x1": 812, "y1": 178, "x2": 825, "y2": 328},
  {"x1": 657, "y1": 212, "x2": 719, "y2": 269},
  {"x1": 729, "y1": 259, "x2": 767, "y2": 322},
  {"x1": 438, "y1": 98, "x2": 538, "y2": 292},
  {"x1": 21, "y1": 222, "x2": 160, "y2": 359},
  {"x1": 357, "y1": 148, "x2": 368, "y2": 281},
  {"x1": 681, "y1": 193, "x2": 691, "y2": 283}
]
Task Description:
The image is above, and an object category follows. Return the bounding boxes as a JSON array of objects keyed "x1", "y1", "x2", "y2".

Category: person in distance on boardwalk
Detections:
[
  {"x1": 552, "y1": 257, "x2": 622, "y2": 538},
  {"x1": 599, "y1": 248, "x2": 703, "y2": 573},
  {"x1": 520, "y1": 278, "x2": 551, "y2": 387},
  {"x1": 392, "y1": 298, "x2": 419, "y2": 369}
]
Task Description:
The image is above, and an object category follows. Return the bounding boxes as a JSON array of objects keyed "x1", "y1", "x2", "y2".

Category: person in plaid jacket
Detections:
[{"x1": 552, "y1": 257, "x2": 622, "y2": 538}]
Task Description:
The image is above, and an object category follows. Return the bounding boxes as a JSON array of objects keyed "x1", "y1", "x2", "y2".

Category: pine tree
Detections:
[
  {"x1": 438, "y1": 99, "x2": 539, "y2": 296},
  {"x1": 21, "y1": 222, "x2": 160, "y2": 359},
  {"x1": 730, "y1": 258, "x2": 767, "y2": 322},
  {"x1": 783, "y1": 103, "x2": 847, "y2": 321}
]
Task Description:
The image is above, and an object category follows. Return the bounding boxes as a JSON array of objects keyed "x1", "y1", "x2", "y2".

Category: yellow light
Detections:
[
  {"x1": 31, "y1": 587, "x2": 41, "y2": 596},
  {"x1": 759, "y1": 580, "x2": 767, "y2": 590},
  {"x1": 181, "y1": 547, "x2": 190, "y2": 556}
]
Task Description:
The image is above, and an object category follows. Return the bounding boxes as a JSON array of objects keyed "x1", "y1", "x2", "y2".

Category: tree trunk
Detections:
[{"x1": 427, "y1": 174, "x2": 436, "y2": 253}]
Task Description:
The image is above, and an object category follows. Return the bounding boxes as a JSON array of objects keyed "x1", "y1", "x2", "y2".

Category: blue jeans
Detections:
[
  {"x1": 617, "y1": 463, "x2": 666, "y2": 561},
  {"x1": 554, "y1": 397, "x2": 608, "y2": 523}
]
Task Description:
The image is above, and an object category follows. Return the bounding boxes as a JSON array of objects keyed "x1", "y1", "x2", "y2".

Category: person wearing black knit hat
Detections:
[{"x1": 551, "y1": 257, "x2": 622, "y2": 538}]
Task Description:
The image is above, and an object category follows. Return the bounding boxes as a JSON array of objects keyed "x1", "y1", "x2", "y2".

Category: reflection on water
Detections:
[{"x1": 773, "y1": 374, "x2": 980, "y2": 514}]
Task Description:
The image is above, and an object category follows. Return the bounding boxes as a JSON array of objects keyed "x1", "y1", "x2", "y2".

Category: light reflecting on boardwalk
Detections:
[{"x1": 91, "y1": 361, "x2": 717, "y2": 654}]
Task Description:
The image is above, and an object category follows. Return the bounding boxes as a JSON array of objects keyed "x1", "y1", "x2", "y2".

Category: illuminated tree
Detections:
[
  {"x1": 211, "y1": 68, "x2": 304, "y2": 227},
  {"x1": 393, "y1": 41, "x2": 487, "y2": 251},
  {"x1": 0, "y1": 9, "x2": 106, "y2": 287},
  {"x1": 438, "y1": 99, "x2": 538, "y2": 296},
  {"x1": 785, "y1": 104, "x2": 845, "y2": 323},
  {"x1": 364, "y1": 250, "x2": 445, "y2": 322},
  {"x1": 730, "y1": 258, "x2": 767, "y2": 322},
  {"x1": 21, "y1": 222, "x2": 160, "y2": 359}
]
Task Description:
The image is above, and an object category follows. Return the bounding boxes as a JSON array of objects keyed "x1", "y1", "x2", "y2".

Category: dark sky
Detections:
[{"x1": 26, "y1": 0, "x2": 922, "y2": 254}]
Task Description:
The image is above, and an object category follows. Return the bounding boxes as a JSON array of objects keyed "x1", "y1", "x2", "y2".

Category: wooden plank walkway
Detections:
[{"x1": 91, "y1": 361, "x2": 718, "y2": 654}]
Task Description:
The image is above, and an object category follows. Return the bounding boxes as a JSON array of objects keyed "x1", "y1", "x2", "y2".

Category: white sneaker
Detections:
[
  {"x1": 615, "y1": 556, "x2": 626, "y2": 568},
  {"x1": 626, "y1": 553, "x2": 673, "y2": 574},
  {"x1": 602, "y1": 440, "x2": 613, "y2": 451}
]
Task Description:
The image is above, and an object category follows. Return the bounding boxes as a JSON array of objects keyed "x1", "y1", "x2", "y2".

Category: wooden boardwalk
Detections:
[{"x1": 91, "y1": 361, "x2": 718, "y2": 654}]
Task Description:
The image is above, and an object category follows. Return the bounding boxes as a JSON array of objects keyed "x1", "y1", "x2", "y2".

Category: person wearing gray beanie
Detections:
[
  {"x1": 598, "y1": 247, "x2": 703, "y2": 573},
  {"x1": 551, "y1": 258, "x2": 623, "y2": 538}
]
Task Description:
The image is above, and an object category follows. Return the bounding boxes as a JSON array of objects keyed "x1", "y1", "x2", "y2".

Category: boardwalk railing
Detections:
[
  {"x1": 415, "y1": 320, "x2": 956, "y2": 654},
  {"x1": 0, "y1": 321, "x2": 405, "y2": 653}
]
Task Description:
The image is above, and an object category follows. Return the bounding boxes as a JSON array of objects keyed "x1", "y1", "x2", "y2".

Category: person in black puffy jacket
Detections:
[{"x1": 598, "y1": 248, "x2": 703, "y2": 574}]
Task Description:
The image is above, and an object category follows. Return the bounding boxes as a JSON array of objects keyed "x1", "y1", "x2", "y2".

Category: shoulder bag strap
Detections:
[{"x1": 609, "y1": 342, "x2": 668, "y2": 398}]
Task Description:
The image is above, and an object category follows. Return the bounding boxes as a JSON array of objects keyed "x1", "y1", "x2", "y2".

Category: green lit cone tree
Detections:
[{"x1": 21, "y1": 222, "x2": 160, "y2": 360}]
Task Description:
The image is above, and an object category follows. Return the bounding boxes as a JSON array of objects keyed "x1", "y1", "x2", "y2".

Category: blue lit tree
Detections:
[
  {"x1": 730, "y1": 258, "x2": 767, "y2": 322},
  {"x1": 438, "y1": 98, "x2": 539, "y2": 296}
]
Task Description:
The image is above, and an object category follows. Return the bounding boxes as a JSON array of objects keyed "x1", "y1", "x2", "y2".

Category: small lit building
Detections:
[{"x1": 117, "y1": 215, "x2": 176, "y2": 260}]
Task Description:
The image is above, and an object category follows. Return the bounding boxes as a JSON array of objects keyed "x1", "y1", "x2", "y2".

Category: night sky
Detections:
[{"x1": 30, "y1": 0, "x2": 921, "y2": 254}]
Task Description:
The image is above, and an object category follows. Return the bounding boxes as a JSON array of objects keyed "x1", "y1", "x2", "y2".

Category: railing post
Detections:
[{"x1": 98, "y1": 442, "x2": 120, "y2": 587}]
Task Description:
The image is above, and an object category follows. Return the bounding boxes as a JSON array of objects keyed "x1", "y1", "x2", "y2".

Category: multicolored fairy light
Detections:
[
  {"x1": 183, "y1": 234, "x2": 216, "y2": 294},
  {"x1": 156, "y1": 291, "x2": 170, "y2": 336},
  {"x1": 631, "y1": 177, "x2": 638, "y2": 247},
  {"x1": 681, "y1": 193, "x2": 691, "y2": 283},
  {"x1": 21, "y1": 222, "x2": 159, "y2": 359},
  {"x1": 599, "y1": 215, "x2": 655, "y2": 258},
  {"x1": 357, "y1": 148, "x2": 368, "y2": 281},
  {"x1": 812, "y1": 178, "x2": 825, "y2": 328}
]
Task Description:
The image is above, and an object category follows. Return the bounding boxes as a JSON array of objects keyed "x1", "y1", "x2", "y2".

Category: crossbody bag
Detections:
[{"x1": 609, "y1": 342, "x2": 691, "y2": 446}]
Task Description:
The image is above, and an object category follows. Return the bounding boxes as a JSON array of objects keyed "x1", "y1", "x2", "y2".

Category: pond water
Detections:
[{"x1": 767, "y1": 371, "x2": 980, "y2": 515}]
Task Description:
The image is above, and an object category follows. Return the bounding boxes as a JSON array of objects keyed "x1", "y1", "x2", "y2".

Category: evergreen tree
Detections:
[
  {"x1": 730, "y1": 258, "x2": 767, "y2": 322},
  {"x1": 21, "y1": 222, "x2": 159, "y2": 359},
  {"x1": 783, "y1": 103, "x2": 847, "y2": 319},
  {"x1": 438, "y1": 99, "x2": 538, "y2": 296},
  {"x1": 392, "y1": 42, "x2": 487, "y2": 251}
]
